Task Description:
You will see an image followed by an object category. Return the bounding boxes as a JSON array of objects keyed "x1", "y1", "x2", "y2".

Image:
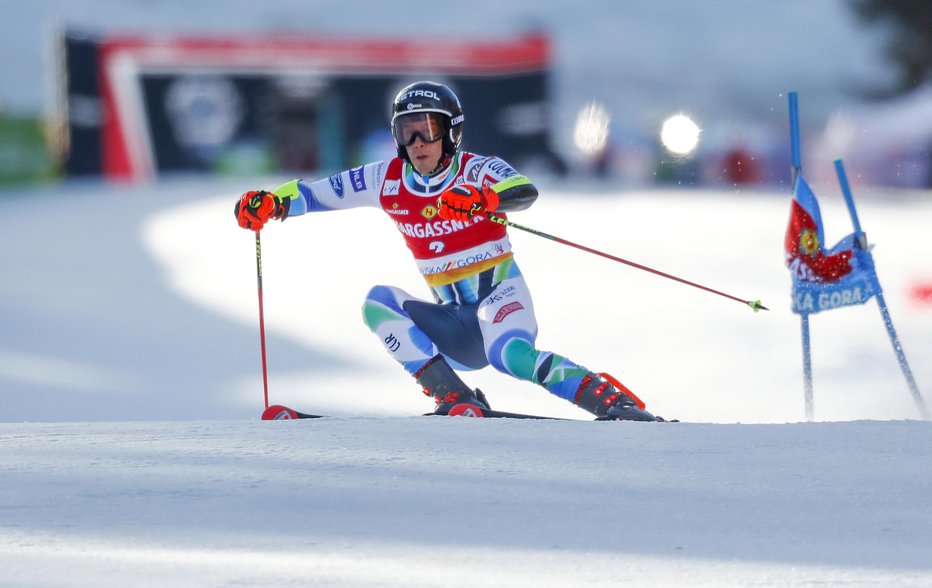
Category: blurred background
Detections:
[{"x1": 2, "y1": 0, "x2": 930, "y2": 190}]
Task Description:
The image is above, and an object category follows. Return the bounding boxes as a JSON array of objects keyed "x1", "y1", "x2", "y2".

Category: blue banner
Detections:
[{"x1": 785, "y1": 175, "x2": 881, "y2": 315}]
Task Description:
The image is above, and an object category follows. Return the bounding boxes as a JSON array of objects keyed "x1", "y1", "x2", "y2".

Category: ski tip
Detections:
[
  {"x1": 261, "y1": 404, "x2": 300, "y2": 420},
  {"x1": 446, "y1": 403, "x2": 486, "y2": 418},
  {"x1": 747, "y1": 299, "x2": 769, "y2": 312}
]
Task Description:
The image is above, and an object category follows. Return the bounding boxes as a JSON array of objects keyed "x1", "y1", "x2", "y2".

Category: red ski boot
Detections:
[{"x1": 573, "y1": 372, "x2": 665, "y2": 421}]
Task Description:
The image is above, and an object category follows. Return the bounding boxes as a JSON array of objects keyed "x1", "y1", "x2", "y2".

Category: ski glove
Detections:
[
  {"x1": 437, "y1": 184, "x2": 499, "y2": 222},
  {"x1": 234, "y1": 190, "x2": 290, "y2": 230}
]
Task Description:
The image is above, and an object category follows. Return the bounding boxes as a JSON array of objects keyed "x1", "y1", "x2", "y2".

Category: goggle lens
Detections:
[{"x1": 393, "y1": 112, "x2": 445, "y2": 146}]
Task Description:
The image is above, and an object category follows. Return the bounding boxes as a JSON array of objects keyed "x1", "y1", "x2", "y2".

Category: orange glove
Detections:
[
  {"x1": 234, "y1": 190, "x2": 290, "y2": 230},
  {"x1": 437, "y1": 184, "x2": 500, "y2": 222}
]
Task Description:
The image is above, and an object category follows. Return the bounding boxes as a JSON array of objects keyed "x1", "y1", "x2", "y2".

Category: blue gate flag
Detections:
[{"x1": 784, "y1": 175, "x2": 882, "y2": 315}]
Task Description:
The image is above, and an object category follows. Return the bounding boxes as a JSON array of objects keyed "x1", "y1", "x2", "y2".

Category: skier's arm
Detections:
[
  {"x1": 474, "y1": 155, "x2": 539, "y2": 212},
  {"x1": 270, "y1": 161, "x2": 387, "y2": 216},
  {"x1": 490, "y1": 174, "x2": 538, "y2": 212},
  {"x1": 233, "y1": 161, "x2": 388, "y2": 229},
  {"x1": 437, "y1": 156, "x2": 539, "y2": 221},
  {"x1": 437, "y1": 175, "x2": 539, "y2": 222}
]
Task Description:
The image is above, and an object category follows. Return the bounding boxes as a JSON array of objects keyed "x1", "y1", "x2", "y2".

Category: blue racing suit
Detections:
[{"x1": 269, "y1": 151, "x2": 597, "y2": 404}]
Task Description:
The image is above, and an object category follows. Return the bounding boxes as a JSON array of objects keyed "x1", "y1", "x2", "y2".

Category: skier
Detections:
[{"x1": 234, "y1": 80, "x2": 663, "y2": 421}]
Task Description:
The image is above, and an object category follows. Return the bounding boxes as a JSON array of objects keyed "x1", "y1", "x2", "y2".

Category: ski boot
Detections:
[
  {"x1": 573, "y1": 372, "x2": 665, "y2": 421},
  {"x1": 415, "y1": 354, "x2": 491, "y2": 416}
]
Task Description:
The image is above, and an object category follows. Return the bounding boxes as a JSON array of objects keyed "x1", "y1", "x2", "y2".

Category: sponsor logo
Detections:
[
  {"x1": 448, "y1": 404, "x2": 483, "y2": 417},
  {"x1": 384, "y1": 333, "x2": 401, "y2": 353},
  {"x1": 799, "y1": 229, "x2": 819, "y2": 256},
  {"x1": 794, "y1": 286, "x2": 867, "y2": 314},
  {"x1": 429, "y1": 241, "x2": 445, "y2": 253},
  {"x1": 485, "y1": 285, "x2": 516, "y2": 305},
  {"x1": 487, "y1": 159, "x2": 517, "y2": 178},
  {"x1": 329, "y1": 174, "x2": 344, "y2": 198},
  {"x1": 385, "y1": 204, "x2": 410, "y2": 216},
  {"x1": 401, "y1": 89, "x2": 440, "y2": 101},
  {"x1": 383, "y1": 180, "x2": 400, "y2": 196},
  {"x1": 164, "y1": 76, "x2": 243, "y2": 149},
  {"x1": 450, "y1": 114, "x2": 464, "y2": 125},
  {"x1": 349, "y1": 166, "x2": 366, "y2": 192},
  {"x1": 373, "y1": 162, "x2": 386, "y2": 189},
  {"x1": 394, "y1": 217, "x2": 475, "y2": 239},
  {"x1": 422, "y1": 205, "x2": 438, "y2": 219},
  {"x1": 422, "y1": 251, "x2": 496, "y2": 275},
  {"x1": 493, "y1": 301, "x2": 524, "y2": 324},
  {"x1": 466, "y1": 162, "x2": 482, "y2": 183}
]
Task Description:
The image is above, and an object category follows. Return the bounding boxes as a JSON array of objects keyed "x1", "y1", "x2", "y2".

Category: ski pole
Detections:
[
  {"x1": 486, "y1": 213, "x2": 768, "y2": 312},
  {"x1": 254, "y1": 230, "x2": 270, "y2": 409}
]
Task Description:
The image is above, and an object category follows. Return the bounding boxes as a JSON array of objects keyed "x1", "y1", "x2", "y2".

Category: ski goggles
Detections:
[{"x1": 392, "y1": 112, "x2": 446, "y2": 146}]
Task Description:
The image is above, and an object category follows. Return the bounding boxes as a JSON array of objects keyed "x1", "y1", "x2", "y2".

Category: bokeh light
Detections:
[
  {"x1": 660, "y1": 113, "x2": 701, "y2": 155},
  {"x1": 573, "y1": 101, "x2": 611, "y2": 156}
]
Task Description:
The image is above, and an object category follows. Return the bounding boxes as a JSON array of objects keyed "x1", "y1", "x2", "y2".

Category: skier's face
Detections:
[
  {"x1": 395, "y1": 112, "x2": 445, "y2": 175},
  {"x1": 405, "y1": 132, "x2": 444, "y2": 175}
]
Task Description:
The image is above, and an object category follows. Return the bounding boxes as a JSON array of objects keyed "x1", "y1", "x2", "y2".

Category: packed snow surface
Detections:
[{"x1": 3, "y1": 419, "x2": 931, "y2": 587}]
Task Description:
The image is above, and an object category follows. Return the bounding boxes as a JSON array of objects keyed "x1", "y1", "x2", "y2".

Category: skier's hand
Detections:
[
  {"x1": 437, "y1": 184, "x2": 499, "y2": 222},
  {"x1": 234, "y1": 190, "x2": 290, "y2": 230}
]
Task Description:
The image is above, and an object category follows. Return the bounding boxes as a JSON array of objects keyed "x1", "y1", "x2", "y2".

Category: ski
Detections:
[
  {"x1": 260, "y1": 403, "x2": 675, "y2": 422},
  {"x1": 440, "y1": 403, "x2": 565, "y2": 420},
  {"x1": 261, "y1": 403, "x2": 563, "y2": 421},
  {"x1": 261, "y1": 405, "x2": 325, "y2": 420}
]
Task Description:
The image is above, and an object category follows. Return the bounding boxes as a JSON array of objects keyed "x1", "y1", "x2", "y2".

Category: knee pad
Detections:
[{"x1": 487, "y1": 333, "x2": 538, "y2": 379}]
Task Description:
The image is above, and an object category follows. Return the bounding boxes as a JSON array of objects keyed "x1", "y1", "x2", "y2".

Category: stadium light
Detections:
[
  {"x1": 660, "y1": 113, "x2": 701, "y2": 156},
  {"x1": 573, "y1": 101, "x2": 611, "y2": 156}
]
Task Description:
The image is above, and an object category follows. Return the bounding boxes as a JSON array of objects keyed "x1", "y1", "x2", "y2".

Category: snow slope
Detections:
[
  {"x1": 2, "y1": 418, "x2": 931, "y2": 587},
  {"x1": 1, "y1": 179, "x2": 931, "y2": 586}
]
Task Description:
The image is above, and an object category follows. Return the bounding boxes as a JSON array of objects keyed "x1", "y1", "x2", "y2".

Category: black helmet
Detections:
[{"x1": 390, "y1": 81, "x2": 464, "y2": 168}]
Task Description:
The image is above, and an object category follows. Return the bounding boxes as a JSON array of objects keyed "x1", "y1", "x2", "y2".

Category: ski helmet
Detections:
[{"x1": 390, "y1": 81, "x2": 464, "y2": 168}]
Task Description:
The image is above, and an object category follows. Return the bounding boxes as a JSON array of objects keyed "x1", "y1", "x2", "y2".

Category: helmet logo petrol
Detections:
[{"x1": 401, "y1": 89, "x2": 440, "y2": 101}]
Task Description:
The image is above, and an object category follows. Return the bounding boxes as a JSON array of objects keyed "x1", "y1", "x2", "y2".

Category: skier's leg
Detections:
[
  {"x1": 362, "y1": 285, "x2": 488, "y2": 413},
  {"x1": 361, "y1": 285, "x2": 438, "y2": 375},
  {"x1": 476, "y1": 274, "x2": 584, "y2": 401},
  {"x1": 478, "y1": 271, "x2": 660, "y2": 420}
]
